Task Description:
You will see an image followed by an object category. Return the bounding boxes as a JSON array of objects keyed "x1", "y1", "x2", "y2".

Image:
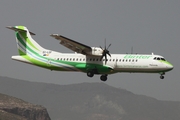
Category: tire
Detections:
[
  {"x1": 160, "y1": 75, "x2": 164, "y2": 79},
  {"x1": 100, "y1": 75, "x2": 107, "y2": 81},
  {"x1": 87, "y1": 71, "x2": 94, "y2": 77}
]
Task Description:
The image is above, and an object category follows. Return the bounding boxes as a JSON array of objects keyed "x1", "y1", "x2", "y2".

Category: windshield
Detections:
[{"x1": 153, "y1": 57, "x2": 166, "y2": 61}]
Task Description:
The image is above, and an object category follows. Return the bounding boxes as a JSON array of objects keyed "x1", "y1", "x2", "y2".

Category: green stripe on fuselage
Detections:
[
  {"x1": 159, "y1": 60, "x2": 173, "y2": 66},
  {"x1": 55, "y1": 60, "x2": 112, "y2": 73}
]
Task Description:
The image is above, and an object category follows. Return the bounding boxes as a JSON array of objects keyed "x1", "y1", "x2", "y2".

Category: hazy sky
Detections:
[{"x1": 0, "y1": 0, "x2": 180, "y2": 101}]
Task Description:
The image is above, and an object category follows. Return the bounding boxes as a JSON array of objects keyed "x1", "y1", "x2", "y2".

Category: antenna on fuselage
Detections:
[{"x1": 126, "y1": 46, "x2": 134, "y2": 54}]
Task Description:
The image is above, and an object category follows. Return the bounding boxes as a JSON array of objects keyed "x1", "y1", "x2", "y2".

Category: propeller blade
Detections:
[
  {"x1": 107, "y1": 43, "x2": 111, "y2": 50},
  {"x1": 99, "y1": 38, "x2": 112, "y2": 63},
  {"x1": 107, "y1": 51, "x2": 111, "y2": 57},
  {"x1": 105, "y1": 54, "x2": 107, "y2": 64},
  {"x1": 100, "y1": 52, "x2": 104, "y2": 60},
  {"x1": 105, "y1": 38, "x2": 106, "y2": 49}
]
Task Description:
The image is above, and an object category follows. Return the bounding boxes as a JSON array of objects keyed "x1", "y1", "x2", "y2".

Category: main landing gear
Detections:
[
  {"x1": 100, "y1": 74, "x2": 108, "y2": 81},
  {"x1": 160, "y1": 72, "x2": 165, "y2": 79},
  {"x1": 87, "y1": 70, "x2": 108, "y2": 81},
  {"x1": 87, "y1": 71, "x2": 94, "y2": 77}
]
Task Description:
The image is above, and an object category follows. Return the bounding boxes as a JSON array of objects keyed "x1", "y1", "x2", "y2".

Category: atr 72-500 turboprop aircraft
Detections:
[{"x1": 7, "y1": 26, "x2": 173, "y2": 81}]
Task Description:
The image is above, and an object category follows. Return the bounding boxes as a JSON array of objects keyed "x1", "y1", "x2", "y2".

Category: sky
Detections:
[{"x1": 0, "y1": 0, "x2": 180, "y2": 101}]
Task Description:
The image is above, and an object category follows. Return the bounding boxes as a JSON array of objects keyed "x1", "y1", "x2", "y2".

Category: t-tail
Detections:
[
  {"x1": 7, "y1": 26, "x2": 47, "y2": 64},
  {"x1": 6, "y1": 26, "x2": 46, "y2": 55}
]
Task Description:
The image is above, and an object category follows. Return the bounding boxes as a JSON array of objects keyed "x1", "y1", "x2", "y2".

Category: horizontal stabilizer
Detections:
[
  {"x1": 6, "y1": 26, "x2": 36, "y2": 35},
  {"x1": 11, "y1": 55, "x2": 32, "y2": 64}
]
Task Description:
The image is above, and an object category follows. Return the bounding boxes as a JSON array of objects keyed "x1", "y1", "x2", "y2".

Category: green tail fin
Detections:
[{"x1": 7, "y1": 26, "x2": 46, "y2": 55}]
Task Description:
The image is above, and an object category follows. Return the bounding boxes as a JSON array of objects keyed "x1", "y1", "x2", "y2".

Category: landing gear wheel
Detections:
[
  {"x1": 100, "y1": 75, "x2": 107, "y2": 81},
  {"x1": 159, "y1": 72, "x2": 165, "y2": 79},
  {"x1": 87, "y1": 71, "x2": 94, "y2": 77},
  {"x1": 160, "y1": 75, "x2": 164, "y2": 79}
]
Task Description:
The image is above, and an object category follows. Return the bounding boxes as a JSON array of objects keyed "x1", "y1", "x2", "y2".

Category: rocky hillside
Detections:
[
  {"x1": 0, "y1": 76, "x2": 180, "y2": 120},
  {"x1": 0, "y1": 93, "x2": 51, "y2": 120}
]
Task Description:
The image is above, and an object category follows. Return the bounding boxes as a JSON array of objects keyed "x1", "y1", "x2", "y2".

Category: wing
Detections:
[{"x1": 50, "y1": 34, "x2": 92, "y2": 55}]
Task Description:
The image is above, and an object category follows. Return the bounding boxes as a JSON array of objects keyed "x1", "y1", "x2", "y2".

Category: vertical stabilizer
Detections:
[{"x1": 6, "y1": 26, "x2": 46, "y2": 55}]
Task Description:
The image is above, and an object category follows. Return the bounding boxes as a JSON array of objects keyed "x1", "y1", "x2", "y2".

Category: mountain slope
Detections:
[
  {"x1": 0, "y1": 76, "x2": 179, "y2": 120},
  {"x1": 0, "y1": 93, "x2": 51, "y2": 120}
]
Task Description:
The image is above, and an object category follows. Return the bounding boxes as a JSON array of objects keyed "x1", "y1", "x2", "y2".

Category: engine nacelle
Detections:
[{"x1": 87, "y1": 47, "x2": 103, "y2": 56}]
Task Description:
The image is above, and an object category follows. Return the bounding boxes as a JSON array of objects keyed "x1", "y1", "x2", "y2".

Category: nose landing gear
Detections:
[
  {"x1": 160, "y1": 72, "x2": 165, "y2": 79},
  {"x1": 160, "y1": 75, "x2": 164, "y2": 79}
]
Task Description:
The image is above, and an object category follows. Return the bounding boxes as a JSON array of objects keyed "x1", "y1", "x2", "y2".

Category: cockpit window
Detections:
[
  {"x1": 154, "y1": 57, "x2": 166, "y2": 61},
  {"x1": 161, "y1": 58, "x2": 165, "y2": 61},
  {"x1": 161, "y1": 58, "x2": 166, "y2": 61}
]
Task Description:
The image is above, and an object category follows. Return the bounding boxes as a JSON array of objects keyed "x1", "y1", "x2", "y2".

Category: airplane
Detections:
[{"x1": 6, "y1": 25, "x2": 173, "y2": 81}]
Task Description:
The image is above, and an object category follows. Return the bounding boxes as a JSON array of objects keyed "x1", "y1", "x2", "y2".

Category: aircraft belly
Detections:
[{"x1": 115, "y1": 67, "x2": 167, "y2": 73}]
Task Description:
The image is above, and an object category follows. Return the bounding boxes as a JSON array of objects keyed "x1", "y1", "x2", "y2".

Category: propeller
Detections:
[{"x1": 100, "y1": 39, "x2": 111, "y2": 64}]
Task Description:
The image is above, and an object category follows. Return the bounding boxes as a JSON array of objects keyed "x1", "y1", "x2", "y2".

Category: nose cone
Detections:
[
  {"x1": 167, "y1": 64, "x2": 173, "y2": 70},
  {"x1": 166, "y1": 62, "x2": 174, "y2": 71}
]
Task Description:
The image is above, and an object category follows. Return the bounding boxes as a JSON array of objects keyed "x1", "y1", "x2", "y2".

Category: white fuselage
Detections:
[{"x1": 45, "y1": 52, "x2": 173, "y2": 74}]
